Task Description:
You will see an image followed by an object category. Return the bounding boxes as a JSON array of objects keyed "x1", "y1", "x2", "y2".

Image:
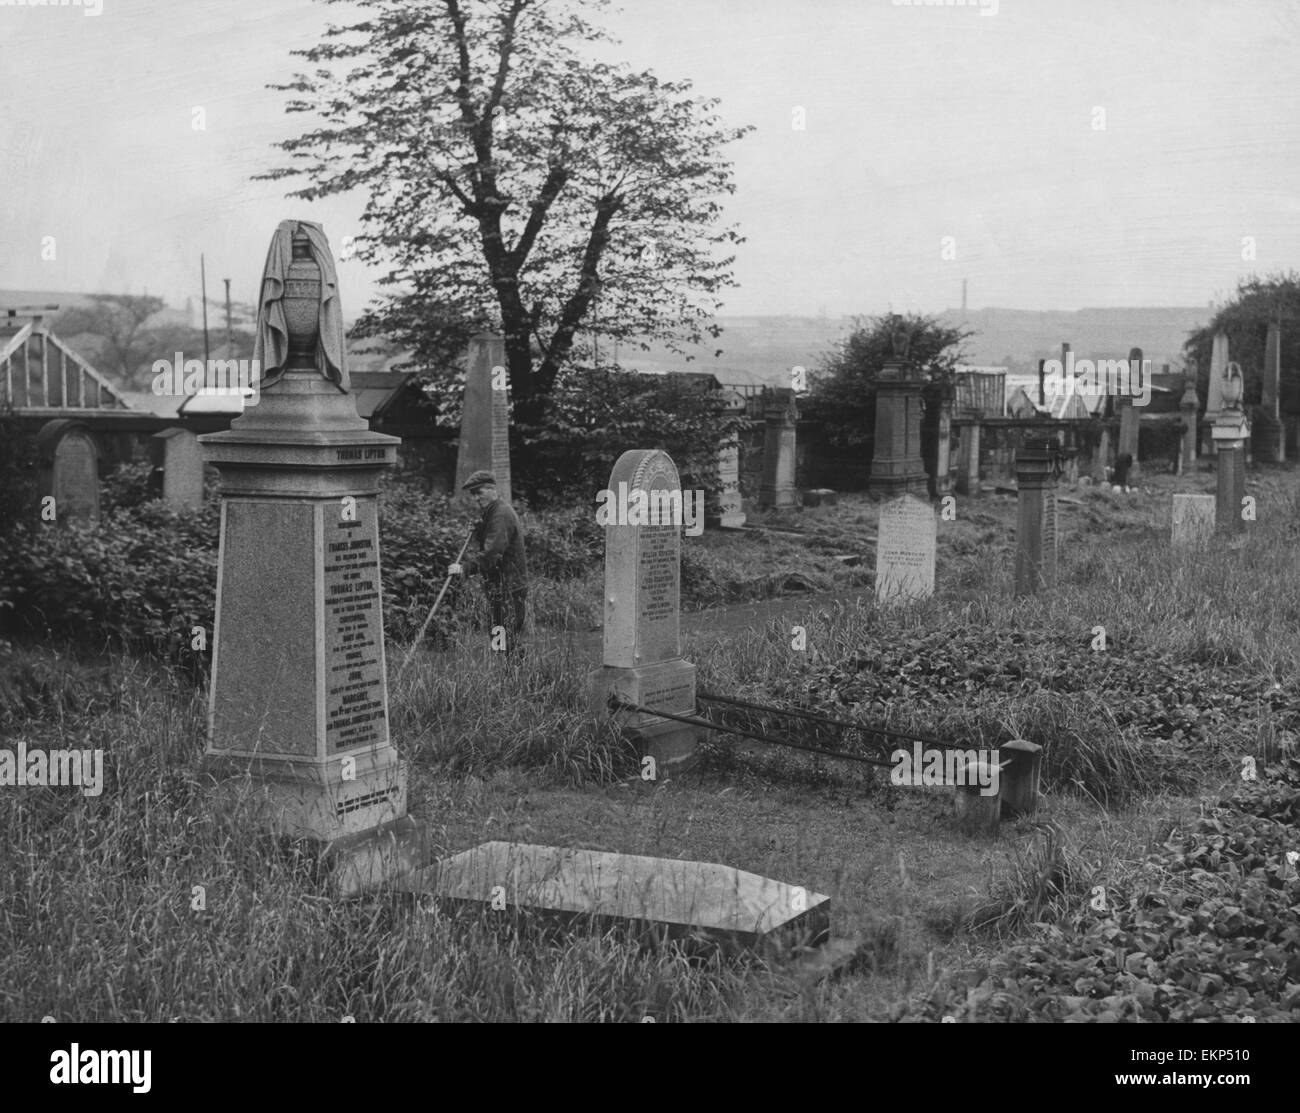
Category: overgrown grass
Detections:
[{"x1": 2, "y1": 467, "x2": 1298, "y2": 1020}]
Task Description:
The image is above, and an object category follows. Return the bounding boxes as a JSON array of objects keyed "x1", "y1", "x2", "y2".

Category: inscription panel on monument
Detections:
[
  {"x1": 638, "y1": 668, "x2": 695, "y2": 712},
  {"x1": 875, "y1": 495, "x2": 936, "y2": 602},
  {"x1": 636, "y1": 511, "x2": 680, "y2": 662},
  {"x1": 491, "y1": 375, "x2": 511, "y2": 484},
  {"x1": 1042, "y1": 490, "x2": 1059, "y2": 572},
  {"x1": 323, "y1": 498, "x2": 388, "y2": 753}
]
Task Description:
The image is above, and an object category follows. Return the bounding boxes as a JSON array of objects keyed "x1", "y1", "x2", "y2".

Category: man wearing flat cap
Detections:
[{"x1": 449, "y1": 470, "x2": 529, "y2": 655}]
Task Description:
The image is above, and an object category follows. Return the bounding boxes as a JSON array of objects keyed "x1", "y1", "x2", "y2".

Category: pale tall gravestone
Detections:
[
  {"x1": 453, "y1": 333, "x2": 511, "y2": 503},
  {"x1": 1170, "y1": 494, "x2": 1215, "y2": 547},
  {"x1": 1202, "y1": 331, "x2": 1230, "y2": 455},
  {"x1": 37, "y1": 420, "x2": 100, "y2": 524},
  {"x1": 874, "y1": 494, "x2": 936, "y2": 603},
  {"x1": 591, "y1": 449, "x2": 698, "y2": 770},
  {"x1": 199, "y1": 220, "x2": 424, "y2": 894},
  {"x1": 155, "y1": 427, "x2": 205, "y2": 509}
]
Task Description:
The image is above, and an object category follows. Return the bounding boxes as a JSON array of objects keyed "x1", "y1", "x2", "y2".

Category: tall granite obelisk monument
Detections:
[{"x1": 199, "y1": 221, "x2": 420, "y2": 890}]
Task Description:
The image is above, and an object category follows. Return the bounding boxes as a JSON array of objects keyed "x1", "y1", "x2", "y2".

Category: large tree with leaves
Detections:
[
  {"x1": 803, "y1": 312, "x2": 973, "y2": 449},
  {"x1": 1184, "y1": 272, "x2": 1300, "y2": 414},
  {"x1": 258, "y1": 0, "x2": 751, "y2": 419}
]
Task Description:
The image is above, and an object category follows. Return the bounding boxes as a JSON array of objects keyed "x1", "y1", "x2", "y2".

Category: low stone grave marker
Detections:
[{"x1": 412, "y1": 841, "x2": 830, "y2": 958}]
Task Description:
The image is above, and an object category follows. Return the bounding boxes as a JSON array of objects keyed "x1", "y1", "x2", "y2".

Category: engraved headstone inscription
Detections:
[{"x1": 874, "y1": 494, "x2": 936, "y2": 603}]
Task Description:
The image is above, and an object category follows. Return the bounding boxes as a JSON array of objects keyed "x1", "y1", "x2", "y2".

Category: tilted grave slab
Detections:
[{"x1": 408, "y1": 841, "x2": 830, "y2": 957}]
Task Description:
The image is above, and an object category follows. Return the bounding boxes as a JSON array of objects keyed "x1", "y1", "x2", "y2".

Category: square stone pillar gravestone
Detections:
[
  {"x1": 591, "y1": 449, "x2": 698, "y2": 772},
  {"x1": 453, "y1": 333, "x2": 511, "y2": 504},
  {"x1": 933, "y1": 385, "x2": 954, "y2": 497},
  {"x1": 198, "y1": 220, "x2": 423, "y2": 893},
  {"x1": 708, "y1": 390, "x2": 746, "y2": 529},
  {"x1": 868, "y1": 357, "x2": 928, "y2": 499},
  {"x1": 1178, "y1": 373, "x2": 1199, "y2": 475},
  {"x1": 955, "y1": 420, "x2": 980, "y2": 496},
  {"x1": 155, "y1": 427, "x2": 205, "y2": 509},
  {"x1": 1255, "y1": 322, "x2": 1284, "y2": 463},
  {"x1": 874, "y1": 494, "x2": 936, "y2": 604},
  {"x1": 1116, "y1": 346, "x2": 1143, "y2": 484},
  {"x1": 1014, "y1": 436, "x2": 1061, "y2": 597},
  {"x1": 1211, "y1": 362, "x2": 1248, "y2": 537},
  {"x1": 1116, "y1": 398, "x2": 1139, "y2": 486},
  {"x1": 758, "y1": 388, "x2": 798, "y2": 509},
  {"x1": 36, "y1": 419, "x2": 100, "y2": 524}
]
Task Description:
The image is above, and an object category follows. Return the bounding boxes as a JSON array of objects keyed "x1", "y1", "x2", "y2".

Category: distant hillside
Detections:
[
  {"x1": 3, "y1": 292, "x2": 1213, "y2": 389},
  {"x1": 618, "y1": 306, "x2": 1212, "y2": 387},
  {"x1": 938, "y1": 306, "x2": 1212, "y2": 372}
]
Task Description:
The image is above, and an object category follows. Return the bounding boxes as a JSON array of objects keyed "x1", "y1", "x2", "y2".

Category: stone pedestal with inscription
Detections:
[
  {"x1": 200, "y1": 370, "x2": 410, "y2": 856},
  {"x1": 591, "y1": 450, "x2": 699, "y2": 772},
  {"x1": 453, "y1": 333, "x2": 511, "y2": 503},
  {"x1": 196, "y1": 221, "x2": 431, "y2": 895},
  {"x1": 868, "y1": 357, "x2": 928, "y2": 500},
  {"x1": 1014, "y1": 436, "x2": 1061, "y2": 597}
]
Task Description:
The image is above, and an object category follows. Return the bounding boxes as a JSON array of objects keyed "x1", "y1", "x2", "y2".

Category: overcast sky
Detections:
[{"x1": 3, "y1": 0, "x2": 1299, "y2": 319}]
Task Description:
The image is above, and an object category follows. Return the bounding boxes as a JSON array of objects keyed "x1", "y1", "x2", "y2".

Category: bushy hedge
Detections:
[
  {"x1": 0, "y1": 470, "x2": 606, "y2": 669},
  {"x1": 514, "y1": 367, "x2": 749, "y2": 509}
]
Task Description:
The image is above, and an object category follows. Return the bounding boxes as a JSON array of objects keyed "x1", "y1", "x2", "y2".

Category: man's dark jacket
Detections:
[{"x1": 464, "y1": 498, "x2": 528, "y2": 593}]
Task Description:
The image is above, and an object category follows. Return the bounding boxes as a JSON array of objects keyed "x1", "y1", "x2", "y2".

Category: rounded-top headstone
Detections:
[{"x1": 603, "y1": 449, "x2": 684, "y2": 668}]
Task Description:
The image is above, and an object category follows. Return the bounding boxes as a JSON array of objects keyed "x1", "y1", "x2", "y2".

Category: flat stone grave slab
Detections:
[{"x1": 408, "y1": 841, "x2": 830, "y2": 957}]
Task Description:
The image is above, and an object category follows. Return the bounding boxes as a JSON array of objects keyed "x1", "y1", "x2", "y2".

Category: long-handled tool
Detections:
[{"x1": 396, "y1": 529, "x2": 473, "y2": 681}]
